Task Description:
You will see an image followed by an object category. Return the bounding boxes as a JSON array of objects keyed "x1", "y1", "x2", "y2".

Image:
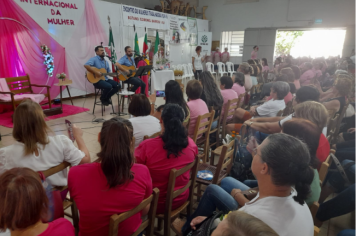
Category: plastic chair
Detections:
[
  {"x1": 206, "y1": 62, "x2": 217, "y2": 80},
  {"x1": 176, "y1": 64, "x2": 183, "y2": 71},
  {"x1": 171, "y1": 65, "x2": 177, "y2": 70},
  {"x1": 187, "y1": 63, "x2": 195, "y2": 78},
  {"x1": 182, "y1": 64, "x2": 192, "y2": 86},
  {"x1": 225, "y1": 62, "x2": 235, "y2": 77},
  {"x1": 217, "y1": 62, "x2": 227, "y2": 78}
]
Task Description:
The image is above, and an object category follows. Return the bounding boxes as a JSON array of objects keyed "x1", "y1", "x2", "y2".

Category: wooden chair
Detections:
[
  {"x1": 109, "y1": 188, "x2": 160, "y2": 236},
  {"x1": 318, "y1": 152, "x2": 334, "y2": 185},
  {"x1": 314, "y1": 226, "x2": 320, "y2": 236},
  {"x1": 282, "y1": 100, "x2": 293, "y2": 116},
  {"x1": 220, "y1": 98, "x2": 240, "y2": 141},
  {"x1": 208, "y1": 107, "x2": 222, "y2": 165},
  {"x1": 195, "y1": 140, "x2": 235, "y2": 200},
  {"x1": 0, "y1": 74, "x2": 51, "y2": 110},
  {"x1": 192, "y1": 111, "x2": 215, "y2": 163},
  {"x1": 143, "y1": 131, "x2": 162, "y2": 141},
  {"x1": 193, "y1": 6, "x2": 208, "y2": 19},
  {"x1": 183, "y1": 117, "x2": 190, "y2": 129},
  {"x1": 237, "y1": 93, "x2": 246, "y2": 108},
  {"x1": 154, "y1": 156, "x2": 199, "y2": 236},
  {"x1": 42, "y1": 162, "x2": 79, "y2": 235}
]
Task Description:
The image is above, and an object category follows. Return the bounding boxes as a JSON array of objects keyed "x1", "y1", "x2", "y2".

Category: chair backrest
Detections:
[
  {"x1": 176, "y1": 64, "x2": 183, "y2": 70},
  {"x1": 192, "y1": 111, "x2": 215, "y2": 143},
  {"x1": 182, "y1": 64, "x2": 190, "y2": 77},
  {"x1": 143, "y1": 132, "x2": 161, "y2": 141},
  {"x1": 212, "y1": 139, "x2": 235, "y2": 184},
  {"x1": 5, "y1": 75, "x2": 32, "y2": 95},
  {"x1": 237, "y1": 93, "x2": 245, "y2": 108},
  {"x1": 164, "y1": 156, "x2": 199, "y2": 221},
  {"x1": 108, "y1": 188, "x2": 160, "y2": 236},
  {"x1": 318, "y1": 153, "x2": 333, "y2": 185},
  {"x1": 171, "y1": 65, "x2": 177, "y2": 70},
  {"x1": 208, "y1": 106, "x2": 222, "y2": 147},
  {"x1": 42, "y1": 162, "x2": 71, "y2": 178},
  {"x1": 221, "y1": 98, "x2": 240, "y2": 138},
  {"x1": 282, "y1": 100, "x2": 293, "y2": 116},
  {"x1": 226, "y1": 62, "x2": 234, "y2": 73},
  {"x1": 171, "y1": 0, "x2": 181, "y2": 14},
  {"x1": 206, "y1": 62, "x2": 214, "y2": 73},
  {"x1": 217, "y1": 62, "x2": 226, "y2": 73},
  {"x1": 187, "y1": 64, "x2": 194, "y2": 75},
  {"x1": 183, "y1": 117, "x2": 190, "y2": 129}
]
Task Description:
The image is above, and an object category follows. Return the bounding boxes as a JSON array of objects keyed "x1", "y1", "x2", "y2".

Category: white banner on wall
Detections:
[
  {"x1": 122, "y1": 5, "x2": 169, "y2": 30},
  {"x1": 178, "y1": 16, "x2": 189, "y2": 43},
  {"x1": 198, "y1": 31, "x2": 212, "y2": 56},
  {"x1": 188, "y1": 17, "x2": 198, "y2": 46}
]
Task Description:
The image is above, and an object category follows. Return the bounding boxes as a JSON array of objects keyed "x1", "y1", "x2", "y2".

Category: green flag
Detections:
[
  {"x1": 108, "y1": 26, "x2": 117, "y2": 64},
  {"x1": 134, "y1": 32, "x2": 140, "y2": 56},
  {"x1": 154, "y1": 31, "x2": 159, "y2": 55}
]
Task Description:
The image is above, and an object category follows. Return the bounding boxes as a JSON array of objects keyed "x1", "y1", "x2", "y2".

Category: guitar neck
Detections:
[{"x1": 103, "y1": 72, "x2": 120, "y2": 76}]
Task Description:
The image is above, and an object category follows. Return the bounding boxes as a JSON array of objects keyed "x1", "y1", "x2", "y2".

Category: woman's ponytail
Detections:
[{"x1": 293, "y1": 166, "x2": 314, "y2": 205}]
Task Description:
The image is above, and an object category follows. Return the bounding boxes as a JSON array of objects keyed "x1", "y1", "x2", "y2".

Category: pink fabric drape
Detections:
[
  {"x1": 0, "y1": 0, "x2": 66, "y2": 112},
  {"x1": 65, "y1": 0, "x2": 109, "y2": 94}
]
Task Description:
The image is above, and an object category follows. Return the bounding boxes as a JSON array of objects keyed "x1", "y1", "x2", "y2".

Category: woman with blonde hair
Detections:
[
  {"x1": 294, "y1": 101, "x2": 330, "y2": 163},
  {"x1": 237, "y1": 62, "x2": 252, "y2": 90},
  {"x1": 0, "y1": 99, "x2": 90, "y2": 188}
]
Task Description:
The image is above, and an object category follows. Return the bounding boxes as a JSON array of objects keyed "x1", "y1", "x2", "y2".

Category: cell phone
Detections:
[
  {"x1": 156, "y1": 91, "x2": 165, "y2": 98},
  {"x1": 65, "y1": 119, "x2": 75, "y2": 142}
]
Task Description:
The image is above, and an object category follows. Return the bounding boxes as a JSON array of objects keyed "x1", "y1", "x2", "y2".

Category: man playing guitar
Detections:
[
  {"x1": 84, "y1": 46, "x2": 121, "y2": 106},
  {"x1": 115, "y1": 46, "x2": 146, "y2": 95}
]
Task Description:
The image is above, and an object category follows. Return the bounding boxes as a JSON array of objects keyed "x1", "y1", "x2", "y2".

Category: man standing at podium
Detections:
[{"x1": 115, "y1": 46, "x2": 146, "y2": 95}]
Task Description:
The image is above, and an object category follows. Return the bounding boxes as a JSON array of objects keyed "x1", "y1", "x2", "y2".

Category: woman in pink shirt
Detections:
[
  {"x1": 213, "y1": 47, "x2": 222, "y2": 65},
  {"x1": 186, "y1": 80, "x2": 209, "y2": 138},
  {"x1": 251, "y1": 46, "x2": 258, "y2": 59},
  {"x1": 220, "y1": 76, "x2": 238, "y2": 122},
  {"x1": 68, "y1": 118, "x2": 152, "y2": 236},
  {"x1": 0, "y1": 168, "x2": 75, "y2": 236},
  {"x1": 135, "y1": 104, "x2": 198, "y2": 214},
  {"x1": 300, "y1": 62, "x2": 316, "y2": 86},
  {"x1": 232, "y1": 72, "x2": 246, "y2": 97},
  {"x1": 221, "y1": 47, "x2": 230, "y2": 63}
]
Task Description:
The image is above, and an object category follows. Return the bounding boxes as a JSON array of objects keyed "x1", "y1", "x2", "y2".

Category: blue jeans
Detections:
[
  {"x1": 328, "y1": 159, "x2": 355, "y2": 192},
  {"x1": 337, "y1": 229, "x2": 355, "y2": 236},
  {"x1": 316, "y1": 184, "x2": 355, "y2": 222},
  {"x1": 94, "y1": 79, "x2": 120, "y2": 100},
  {"x1": 182, "y1": 177, "x2": 253, "y2": 234},
  {"x1": 211, "y1": 120, "x2": 218, "y2": 130},
  {"x1": 124, "y1": 76, "x2": 146, "y2": 94}
]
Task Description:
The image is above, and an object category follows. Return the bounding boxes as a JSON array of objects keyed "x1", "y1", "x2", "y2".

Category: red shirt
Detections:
[
  {"x1": 68, "y1": 163, "x2": 152, "y2": 236},
  {"x1": 38, "y1": 218, "x2": 75, "y2": 236},
  {"x1": 135, "y1": 137, "x2": 198, "y2": 214},
  {"x1": 316, "y1": 134, "x2": 330, "y2": 169}
]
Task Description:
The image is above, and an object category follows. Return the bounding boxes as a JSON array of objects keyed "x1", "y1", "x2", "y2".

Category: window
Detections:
[{"x1": 221, "y1": 31, "x2": 245, "y2": 56}]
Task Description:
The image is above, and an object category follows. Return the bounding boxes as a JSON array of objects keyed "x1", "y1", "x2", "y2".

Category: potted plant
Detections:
[
  {"x1": 174, "y1": 69, "x2": 184, "y2": 91},
  {"x1": 56, "y1": 73, "x2": 66, "y2": 80}
]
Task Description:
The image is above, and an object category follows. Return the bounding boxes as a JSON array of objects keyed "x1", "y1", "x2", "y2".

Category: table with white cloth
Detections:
[{"x1": 150, "y1": 70, "x2": 175, "y2": 93}]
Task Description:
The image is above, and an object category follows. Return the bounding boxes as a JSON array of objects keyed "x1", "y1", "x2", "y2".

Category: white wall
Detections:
[
  {"x1": 201, "y1": 0, "x2": 355, "y2": 40},
  {"x1": 101, "y1": 0, "x2": 157, "y2": 9}
]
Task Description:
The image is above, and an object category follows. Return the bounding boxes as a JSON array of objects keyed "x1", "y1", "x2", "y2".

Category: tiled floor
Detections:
[{"x1": 0, "y1": 95, "x2": 354, "y2": 235}]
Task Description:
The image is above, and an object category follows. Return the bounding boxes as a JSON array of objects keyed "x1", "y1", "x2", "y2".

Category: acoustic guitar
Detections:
[
  {"x1": 118, "y1": 65, "x2": 139, "y2": 81},
  {"x1": 86, "y1": 67, "x2": 121, "y2": 84}
]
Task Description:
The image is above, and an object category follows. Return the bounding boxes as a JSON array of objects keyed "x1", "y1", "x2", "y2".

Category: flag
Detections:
[
  {"x1": 154, "y1": 31, "x2": 159, "y2": 55},
  {"x1": 143, "y1": 32, "x2": 148, "y2": 55},
  {"x1": 108, "y1": 26, "x2": 117, "y2": 64},
  {"x1": 134, "y1": 32, "x2": 140, "y2": 56}
]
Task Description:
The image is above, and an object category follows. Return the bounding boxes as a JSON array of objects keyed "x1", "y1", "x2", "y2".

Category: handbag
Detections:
[
  {"x1": 328, "y1": 154, "x2": 354, "y2": 188},
  {"x1": 38, "y1": 172, "x2": 64, "y2": 222},
  {"x1": 184, "y1": 211, "x2": 224, "y2": 236}
]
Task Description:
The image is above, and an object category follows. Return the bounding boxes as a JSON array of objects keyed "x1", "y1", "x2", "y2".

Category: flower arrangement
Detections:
[
  {"x1": 41, "y1": 44, "x2": 54, "y2": 77},
  {"x1": 223, "y1": 131, "x2": 236, "y2": 145},
  {"x1": 56, "y1": 73, "x2": 66, "y2": 80},
  {"x1": 174, "y1": 70, "x2": 184, "y2": 76}
]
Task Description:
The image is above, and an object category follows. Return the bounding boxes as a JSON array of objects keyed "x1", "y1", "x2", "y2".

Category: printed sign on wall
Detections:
[{"x1": 198, "y1": 31, "x2": 212, "y2": 56}]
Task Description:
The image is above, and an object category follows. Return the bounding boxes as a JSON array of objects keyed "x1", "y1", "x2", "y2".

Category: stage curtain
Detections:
[{"x1": 0, "y1": 0, "x2": 66, "y2": 112}]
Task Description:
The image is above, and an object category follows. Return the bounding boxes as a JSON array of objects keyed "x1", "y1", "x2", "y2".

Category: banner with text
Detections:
[
  {"x1": 198, "y1": 31, "x2": 212, "y2": 56},
  {"x1": 178, "y1": 16, "x2": 189, "y2": 43},
  {"x1": 122, "y1": 5, "x2": 169, "y2": 30},
  {"x1": 187, "y1": 17, "x2": 198, "y2": 46},
  {"x1": 168, "y1": 15, "x2": 179, "y2": 43}
]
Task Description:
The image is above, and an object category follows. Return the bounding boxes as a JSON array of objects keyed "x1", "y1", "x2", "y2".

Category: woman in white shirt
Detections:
[
  {"x1": 129, "y1": 94, "x2": 161, "y2": 148},
  {"x1": 0, "y1": 99, "x2": 90, "y2": 187},
  {"x1": 192, "y1": 46, "x2": 206, "y2": 80},
  {"x1": 181, "y1": 133, "x2": 314, "y2": 236}
]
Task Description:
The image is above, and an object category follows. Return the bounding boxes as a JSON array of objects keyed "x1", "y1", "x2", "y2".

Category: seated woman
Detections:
[
  {"x1": 220, "y1": 76, "x2": 238, "y2": 123},
  {"x1": 299, "y1": 62, "x2": 315, "y2": 86},
  {"x1": 198, "y1": 71, "x2": 224, "y2": 123},
  {"x1": 319, "y1": 75, "x2": 352, "y2": 115},
  {"x1": 227, "y1": 81, "x2": 289, "y2": 133},
  {"x1": 0, "y1": 168, "x2": 75, "y2": 236},
  {"x1": 129, "y1": 94, "x2": 161, "y2": 148},
  {"x1": 290, "y1": 65, "x2": 301, "y2": 90},
  {"x1": 186, "y1": 80, "x2": 209, "y2": 138},
  {"x1": 250, "y1": 64, "x2": 259, "y2": 86},
  {"x1": 231, "y1": 72, "x2": 246, "y2": 103},
  {"x1": 135, "y1": 104, "x2": 198, "y2": 214},
  {"x1": 0, "y1": 99, "x2": 90, "y2": 188},
  {"x1": 181, "y1": 133, "x2": 314, "y2": 236},
  {"x1": 68, "y1": 118, "x2": 152, "y2": 236},
  {"x1": 237, "y1": 63, "x2": 253, "y2": 90},
  {"x1": 151, "y1": 80, "x2": 190, "y2": 123}
]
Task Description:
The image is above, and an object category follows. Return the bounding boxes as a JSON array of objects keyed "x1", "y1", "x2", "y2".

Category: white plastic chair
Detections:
[
  {"x1": 226, "y1": 62, "x2": 235, "y2": 77},
  {"x1": 206, "y1": 62, "x2": 216, "y2": 79},
  {"x1": 171, "y1": 65, "x2": 177, "y2": 70},
  {"x1": 176, "y1": 64, "x2": 183, "y2": 71},
  {"x1": 182, "y1": 64, "x2": 192, "y2": 86},
  {"x1": 187, "y1": 64, "x2": 195, "y2": 79},
  {"x1": 217, "y1": 62, "x2": 228, "y2": 78}
]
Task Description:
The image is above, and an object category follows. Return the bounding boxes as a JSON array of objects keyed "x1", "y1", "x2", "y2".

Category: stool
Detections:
[
  {"x1": 116, "y1": 91, "x2": 135, "y2": 116},
  {"x1": 93, "y1": 88, "x2": 115, "y2": 116}
]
